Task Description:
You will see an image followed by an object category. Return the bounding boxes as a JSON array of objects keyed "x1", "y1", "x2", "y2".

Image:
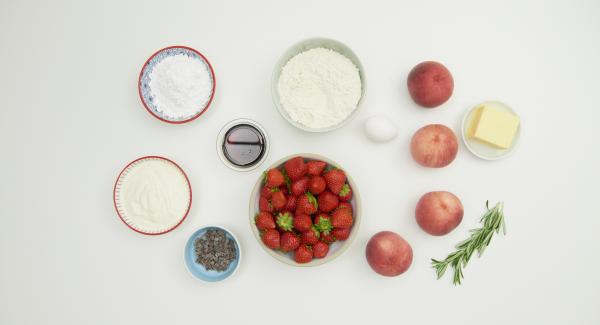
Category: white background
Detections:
[{"x1": 1, "y1": 0, "x2": 599, "y2": 324}]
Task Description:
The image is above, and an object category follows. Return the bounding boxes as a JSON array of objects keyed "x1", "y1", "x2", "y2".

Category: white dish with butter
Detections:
[{"x1": 461, "y1": 101, "x2": 521, "y2": 160}]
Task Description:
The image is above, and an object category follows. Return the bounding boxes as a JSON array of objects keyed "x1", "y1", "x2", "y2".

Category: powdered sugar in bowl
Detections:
[
  {"x1": 138, "y1": 46, "x2": 216, "y2": 124},
  {"x1": 272, "y1": 38, "x2": 366, "y2": 132}
]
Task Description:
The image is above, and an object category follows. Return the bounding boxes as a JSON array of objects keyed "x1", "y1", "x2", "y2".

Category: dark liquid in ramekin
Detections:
[{"x1": 222, "y1": 124, "x2": 265, "y2": 167}]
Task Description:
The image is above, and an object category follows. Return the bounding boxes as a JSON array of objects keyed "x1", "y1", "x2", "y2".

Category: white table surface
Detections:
[{"x1": 1, "y1": 0, "x2": 599, "y2": 324}]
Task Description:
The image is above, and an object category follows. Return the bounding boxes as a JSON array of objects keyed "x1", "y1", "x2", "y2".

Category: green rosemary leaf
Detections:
[{"x1": 431, "y1": 201, "x2": 507, "y2": 285}]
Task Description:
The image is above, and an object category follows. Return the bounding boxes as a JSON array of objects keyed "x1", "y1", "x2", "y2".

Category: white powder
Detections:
[
  {"x1": 116, "y1": 158, "x2": 190, "y2": 233},
  {"x1": 277, "y1": 48, "x2": 362, "y2": 129},
  {"x1": 149, "y1": 54, "x2": 213, "y2": 119}
]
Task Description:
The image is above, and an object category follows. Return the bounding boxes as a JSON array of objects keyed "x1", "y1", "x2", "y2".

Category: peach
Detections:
[
  {"x1": 416, "y1": 191, "x2": 463, "y2": 236},
  {"x1": 410, "y1": 124, "x2": 458, "y2": 168},
  {"x1": 407, "y1": 61, "x2": 453, "y2": 108},
  {"x1": 366, "y1": 231, "x2": 413, "y2": 277}
]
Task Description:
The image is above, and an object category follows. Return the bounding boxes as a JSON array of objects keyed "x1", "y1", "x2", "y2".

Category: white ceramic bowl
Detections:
[
  {"x1": 461, "y1": 100, "x2": 521, "y2": 160},
  {"x1": 249, "y1": 153, "x2": 362, "y2": 267},
  {"x1": 271, "y1": 38, "x2": 366, "y2": 132}
]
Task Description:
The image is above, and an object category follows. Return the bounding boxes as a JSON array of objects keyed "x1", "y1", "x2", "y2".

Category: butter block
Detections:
[{"x1": 469, "y1": 106, "x2": 520, "y2": 149}]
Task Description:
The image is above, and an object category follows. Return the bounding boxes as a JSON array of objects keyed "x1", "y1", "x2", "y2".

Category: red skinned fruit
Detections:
[
  {"x1": 280, "y1": 231, "x2": 301, "y2": 252},
  {"x1": 265, "y1": 169, "x2": 285, "y2": 188},
  {"x1": 294, "y1": 244, "x2": 313, "y2": 263},
  {"x1": 302, "y1": 227, "x2": 320, "y2": 245},
  {"x1": 318, "y1": 190, "x2": 339, "y2": 213},
  {"x1": 308, "y1": 176, "x2": 326, "y2": 195},
  {"x1": 324, "y1": 169, "x2": 346, "y2": 194},
  {"x1": 332, "y1": 227, "x2": 351, "y2": 241},
  {"x1": 284, "y1": 157, "x2": 307, "y2": 181},
  {"x1": 293, "y1": 213, "x2": 312, "y2": 232},
  {"x1": 331, "y1": 208, "x2": 353, "y2": 228},
  {"x1": 255, "y1": 212, "x2": 275, "y2": 230},
  {"x1": 338, "y1": 184, "x2": 352, "y2": 202},
  {"x1": 306, "y1": 160, "x2": 327, "y2": 176},
  {"x1": 313, "y1": 241, "x2": 329, "y2": 258},
  {"x1": 284, "y1": 195, "x2": 297, "y2": 212},
  {"x1": 271, "y1": 190, "x2": 287, "y2": 210},
  {"x1": 259, "y1": 196, "x2": 273, "y2": 213},
  {"x1": 276, "y1": 212, "x2": 294, "y2": 232},
  {"x1": 291, "y1": 177, "x2": 309, "y2": 196},
  {"x1": 296, "y1": 192, "x2": 318, "y2": 215},
  {"x1": 261, "y1": 229, "x2": 280, "y2": 249}
]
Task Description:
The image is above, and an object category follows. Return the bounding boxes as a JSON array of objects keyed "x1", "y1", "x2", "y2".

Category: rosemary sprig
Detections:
[{"x1": 431, "y1": 201, "x2": 506, "y2": 285}]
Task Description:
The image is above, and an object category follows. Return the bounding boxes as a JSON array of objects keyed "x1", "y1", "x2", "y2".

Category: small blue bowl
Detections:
[{"x1": 184, "y1": 226, "x2": 241, "y2": 282}]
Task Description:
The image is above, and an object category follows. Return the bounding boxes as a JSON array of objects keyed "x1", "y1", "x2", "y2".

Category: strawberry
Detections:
[
  {"x1": 280, "y1": 231, "x2": 301, "y2": 252},
  {"x1": 332, "y1": 227, "x2": 351, "y2": 241},
  {"x1": 284, "y1": 195, "x2": 297, "y2": 212},
  {"x1": 261, "y1": 229, "x2": 280, "y2": 249},
  {"x1": 320, "y1": 231, "x2": 335, "y2": 243},
  {"x1": 260, "y1": 186, "x2": 275, "y2": 199},
  {"x1": 301, "y1": 226, "x2": 320, "y2": 245},
  {"x1": 313, "y1": 241, "x2": 329, "y2": 258},
  {"x1": 314, "y1": 213, "x2": 333, "y2": 235},
  {"x1": 265, "y1": 168, "x2": 285, "y2": 187},
  {"x1": 291, "y1": 177, "x2": 309, "y2": 196},
  {"x1": 276, "y1": 212, "x2": 294, "y2": 231},
  {"x1": 278, "y1": 184, "x2": 290, "y2": 195},
  {"x1": 284, "y1": 157, "x2": 307, "y2": 181},
  {"x1": 259, "y1": 196, "x2": 273, "y2": 213},
  {"x1": 324, "y1": 169, "x2": 346, "y2": 194},
  {"x1": 294, "y1": 244, "x2": 313, "y2": 263},
  {"x1": 255, "y1": 212, "x2": 275, "y2": 230},
  {"x1": 271, "y1": 190, "x2": 287, "y2": 210},
  {"x1": 293, "y1": 213, "x2": 312, "y2": 232},
  {"x1": 308, "y1": 176, "x2": 326, "y2": 195},
  {"x1": 307, "y1": 160, "x2": 327, "y2": 176},
  {"x1": 318, "y1": 190, "x2": 339, "y2": 213},
  {"x1": 338, "y1": 184, "x2": 352, "y2": 201},
  {"x1": 296, "y1": 192, "x2": 318, "y2": 215},
  {"x1": 331, "y1": 208, "x2": 353, "y2": 228},
  {"x1": 338, "y1": 202, "x2": 353, "y2": 212}
]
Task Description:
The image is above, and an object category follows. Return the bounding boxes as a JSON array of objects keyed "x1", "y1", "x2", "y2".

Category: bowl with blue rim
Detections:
[{"x1": 184, "y1": 226, "x2": 241, "y2": 282}]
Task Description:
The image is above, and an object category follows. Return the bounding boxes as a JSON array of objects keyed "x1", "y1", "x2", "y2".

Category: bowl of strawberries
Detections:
[{"x1": 249, "y1": 154, "x2": 361, "y2": 266}]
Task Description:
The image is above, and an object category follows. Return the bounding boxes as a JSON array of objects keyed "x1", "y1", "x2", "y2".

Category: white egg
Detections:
[{"x1": 364, "y1": 115, "x2": 398, "y2": 143}]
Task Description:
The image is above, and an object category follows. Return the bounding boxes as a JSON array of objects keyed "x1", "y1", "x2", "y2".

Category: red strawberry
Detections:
[
  {"x1": 308, "y1": 176, "x2": 326, "y2": 195},
  {"x1": 313, "y1": 241, "x2": 329, "y2": 258},
  {"x1": 294, "y1": 244, "x2": 313, "y2": 263},
  {"x1": 260, "y1": 186, "x2": 275, "y2": 199},
  {"x1": 280, "y1": 231, "x2": 300, "y2": 252},
  {"x1": 265, "y1": 168, "x2": 285, "y2": 187},
  {"x1": 279, "y1": 184, "x2": 289, "y2": 195},
  {"x1": 261, "y1": 229, "x2": 280, "y2": 249},
  {"x1": 271, "y1": 190, "x2": 287, "y2": 210},
  {"x1": 255, "y1": 212, "x2": 275, "y2": 230},
  {"x1": 324, "y1": 169, "x2": 346, "y2": 194},
  {"x1": 307, "y1": 160, "x2": 327, "y2": 176},
  {"x1": 296, "y1": 192, "x2": 318, "y2": 215},
  {"x1": 259, "y1": 196, "x2": 273, "y2": 213},
  {"x1": 332, "y1": 227, "x2": 351, "y2": 240},
  {"x1": 301, "y1": 227, "x2": 320, "y2": 245},
  {"x1": 276, "y1": 212, "x2": 294, "y2": 231},
  {"x1": 291, "y1": 177, "x2": 309, "y2": 196},
  {"x1": 338, "y1": 184, "x2": 352, "y2": 201},
  {"x1": 331, "y1": 208, "x2": 353, "y2": 228},
  {"x1": 320, "y1": 231, "x2": 335, "y2": 243},
  {"x1": 284, "y1": 195, "x2": 297, "y2": 212},
  {"x1": 293, "y1": 213, "x2": 312, "y2": 232},
  {"x1": 284, "y1": 157, "x2": 307, "y2": 181},
  {"x1": 338, "y1": 202, "x2": 353, "y2": 212},
  {"x1": 318, "y1": 191, "x2": 339, "y2": 213},
  {"x1": 314, "y1": 213, "x2": 333, "y2": 235}
]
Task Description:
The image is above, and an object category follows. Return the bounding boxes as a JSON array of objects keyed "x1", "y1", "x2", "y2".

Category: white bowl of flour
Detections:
[{"x1": 272, "y1": 38, "x2": 366, "y2": 132}]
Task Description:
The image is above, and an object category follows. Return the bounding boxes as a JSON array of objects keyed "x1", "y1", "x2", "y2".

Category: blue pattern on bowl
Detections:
[
  {"x1": 139, "y1": 47, "x2": 213, "y2": 122},
  {"x1": 184, "y1": 226, "x2": 241, "y2": 282}
]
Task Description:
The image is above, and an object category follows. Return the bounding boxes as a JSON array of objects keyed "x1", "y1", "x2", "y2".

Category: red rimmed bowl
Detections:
[
  {"x1": 138, "y1": 45, "x2": 216, "y2": 124},
  {"x1": 113, "y1": 156, "x2": 192, "y2": 235},
  {"x1": 249, "y1": 153, "x2": 362, "y2": 266}
]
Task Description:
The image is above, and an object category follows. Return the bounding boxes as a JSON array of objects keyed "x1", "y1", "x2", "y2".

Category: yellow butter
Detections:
[{"x1": 469, "y1": 105, "x2": 520, "y2": 149}]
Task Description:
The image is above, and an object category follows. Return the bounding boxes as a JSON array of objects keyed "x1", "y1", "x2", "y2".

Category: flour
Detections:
[
  {"x1": 116, "y1": 158, "x2": 190, "y2": 233},
  {"x1": 149, "y1": 54, "x2": 213, "y2": 119},
  {"x1": 277, "y1": 48, "x2": 362, "y2": 129}
]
